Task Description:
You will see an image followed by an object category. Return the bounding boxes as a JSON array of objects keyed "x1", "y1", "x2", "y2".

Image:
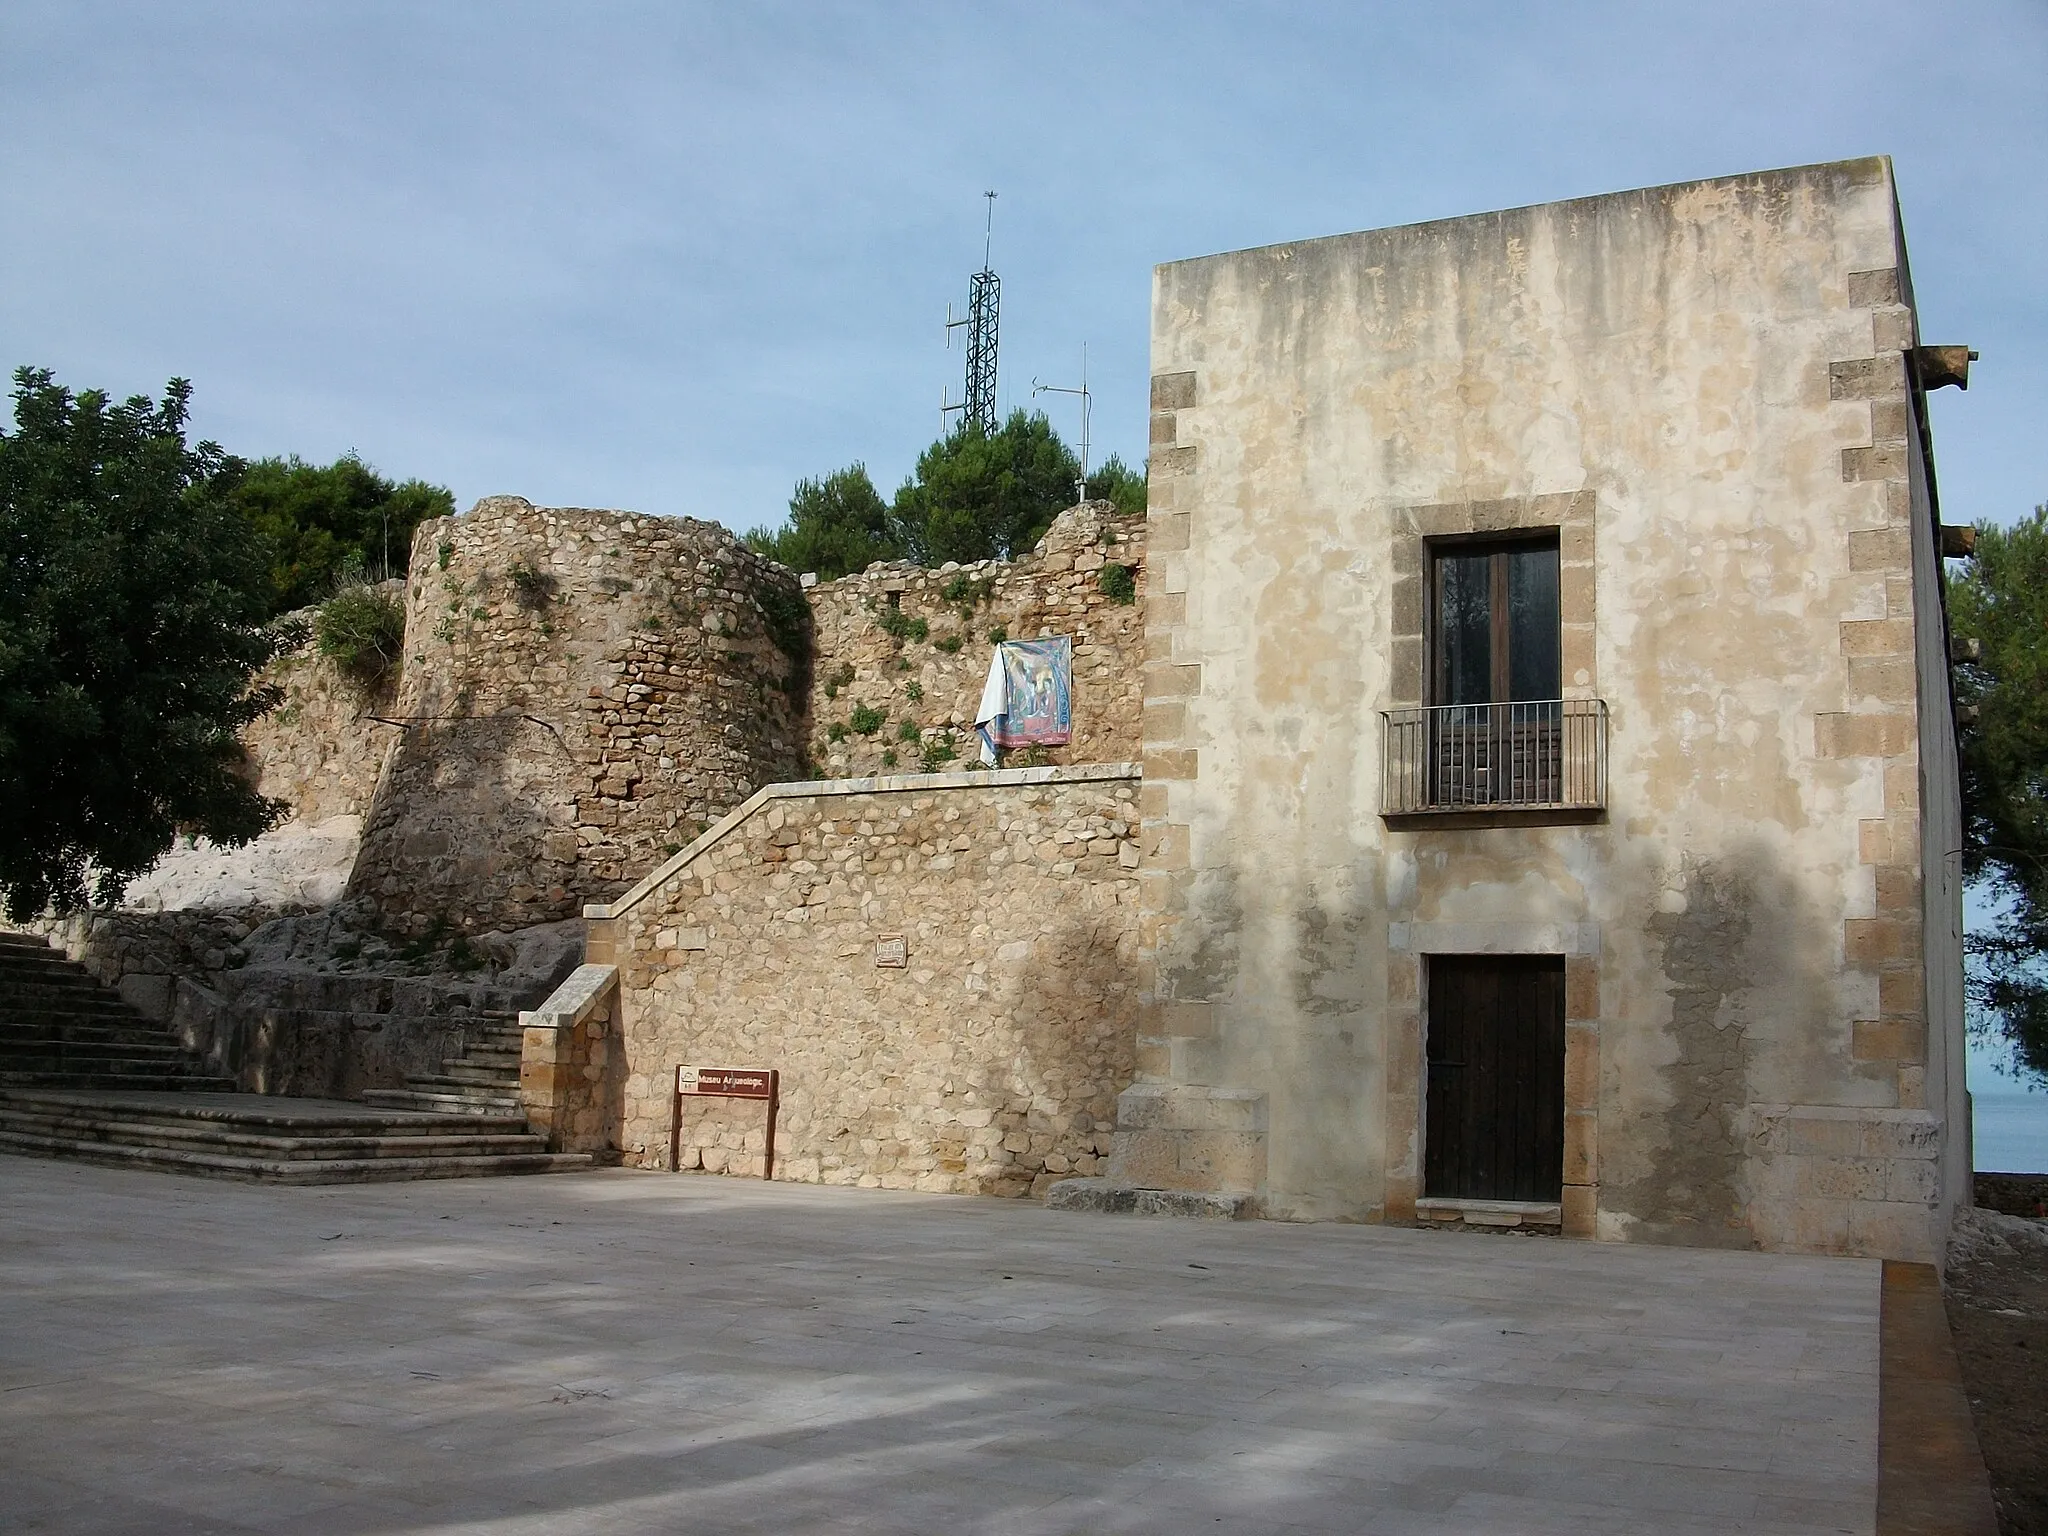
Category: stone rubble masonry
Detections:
[
  {"x1": 518, "y1": 963, "x2": 622, "y2": 1154},
  {"x1": 347, "y1": 498, "x2": 809, "y2": 934},
  {"x1": 566, "y1": 763, "x2": 1142, "y2": 1195},
  {"x1": 805, "y1": 502, "x2": 1144, "y2": 780},
  {"x1": 241, "y1": 590, "x2": 403, "y2": 826}
]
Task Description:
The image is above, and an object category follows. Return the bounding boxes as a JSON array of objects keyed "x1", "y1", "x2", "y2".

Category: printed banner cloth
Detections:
[{"x1": 974, "y1": 638, "x2": 1073, "y2": 763}]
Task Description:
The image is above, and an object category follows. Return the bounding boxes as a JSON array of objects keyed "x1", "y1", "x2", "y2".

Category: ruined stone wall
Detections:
[
  {"x1": 1138, "y1": 157, "x2": 1960, "y2": 1260},
  {"x1": 243, "y1": 594, "x2": 401, "y2": 827},
  {"x1": 347, "y1": 497, "x2": 809, "y2": 933},
  {"x1": 580, "y1": 765, "x2": 1142, "y2": 1194},
  {"x1": 805, "y1": 502, "x2": 1144, "y2": 777}
]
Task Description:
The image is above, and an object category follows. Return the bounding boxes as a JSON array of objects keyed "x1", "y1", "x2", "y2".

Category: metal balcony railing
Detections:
[{"x1": 1380, "y1": 699, "x2": 1608, "y2": 815}]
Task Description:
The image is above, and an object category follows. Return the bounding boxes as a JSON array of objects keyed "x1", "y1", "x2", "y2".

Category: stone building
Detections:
[{"x1": 1111, "y1": 157, "x2": 1973, "y2": 1261}]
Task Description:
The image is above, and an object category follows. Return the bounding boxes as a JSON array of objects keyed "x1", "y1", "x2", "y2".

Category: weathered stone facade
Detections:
[
  {"x1": 562, "y1": 766, "x2": 1142, "y2": 1194},
  {"x1": 805, "y1": 502, "x2": 1144, "y2": 778},
  {"x1": 1121, "y1": 156, "x2": 1970, "y2": 1261},
  {"x1": 347, "y1": 498, "x2": 809, "y2": 933}
]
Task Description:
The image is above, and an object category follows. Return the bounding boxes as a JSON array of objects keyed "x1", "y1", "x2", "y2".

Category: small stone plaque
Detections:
[{"x1": 874, "y1": 936, "x2": 908, "y2": 968}]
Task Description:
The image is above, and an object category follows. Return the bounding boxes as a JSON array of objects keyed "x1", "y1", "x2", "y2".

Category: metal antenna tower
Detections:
[
  {"x1": 1032, "y1": 344, "x2": 1091, "y2": 506},
  {"x1": 943, "y1": 191, "x2": 1001, "y2": 436}
]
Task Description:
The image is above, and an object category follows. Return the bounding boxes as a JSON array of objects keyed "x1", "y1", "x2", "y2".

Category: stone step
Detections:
[
  {"x1": 416, "y1": 1066, "x2": 520, "y2": 1089},
  {"x1": 0, "y1": 1029, "x2": 185, "y2": 1052},
  {"x1": 0, "y1": 1127, "x2": 593, "y2": 1184},
  {"x1": 0, "y1": 1021, "x2": 185, "y2": 1047},
  {"x1": 364, "y1": 1088, "x2": 522, "y2": 1114},
  {"x1": 0, "y1": 1048, "x2": 200, "y2": 1074},
  {"x1": 0, "y1": 1105, "x2": 553, "y2": 1162},
  {"x1": 0, "y1": 1072, "x2": 238, "y2": 1093},
  {"x1": 0, "y1": 1004, "x2": 147, "y2": 1027},
  {"x1": 0, "y1": 1089, "x2": 534, "y2": 1135}
]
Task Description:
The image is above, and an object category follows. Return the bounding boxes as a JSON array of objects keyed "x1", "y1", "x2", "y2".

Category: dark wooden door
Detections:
[{"x1": 1424, "y1": 955, "x2": 1565, "y2": 1201}]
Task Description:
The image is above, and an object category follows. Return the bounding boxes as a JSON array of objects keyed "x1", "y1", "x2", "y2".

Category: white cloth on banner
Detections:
[{"x1": 974, "y1": 650, "x2": 1006, "y2": 765}]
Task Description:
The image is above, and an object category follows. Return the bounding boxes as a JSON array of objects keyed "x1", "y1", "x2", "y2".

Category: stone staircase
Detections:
[
  {"x1": 0, "y1": 930, "x2": 233, "y2": 1092},
  {"x1": 0, "y1": 931, "x2": 590, "y2": 1183},
  {"x1": 363, "y1": 1013, "x2": 525, "y2": 1115}
]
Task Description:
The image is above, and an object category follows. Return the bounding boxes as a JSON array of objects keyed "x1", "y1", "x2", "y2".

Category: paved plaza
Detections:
[{"x1": 0, "y1": 1159, "x2": 1880, "y2": 1534}]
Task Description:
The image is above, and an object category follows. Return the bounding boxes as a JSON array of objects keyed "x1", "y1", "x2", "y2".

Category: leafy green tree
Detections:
[
  {"x1": 1951, "y1": 505, "x2": 2048, "y2": 1082},
  {"x1": 744, "y1": 463, "x2": 898, "y2": 580},
  {"x1": 0, "y1": 368, "x2": 287, "y2": 919},
  {"x1": 228, "y1": 453, "x2": 452, "y2": 613},
  {"x1": 1086, "y1": 453, "x2": 1148, "y2": 519},
  {"x1": 889, "y1": 410, "x2": 1082, "y2": 566}
]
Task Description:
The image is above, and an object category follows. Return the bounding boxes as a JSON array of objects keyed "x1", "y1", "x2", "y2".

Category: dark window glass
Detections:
[
  {"x1": 1430, "y1": 536, "x2": 1560, "y2": 705},
  {"x1": 1507, "y1": 544, "x2": 1560, "y2": 701},
  {"x1": 1438, "y1": 551, "x2": 1494, "y2": 707}
]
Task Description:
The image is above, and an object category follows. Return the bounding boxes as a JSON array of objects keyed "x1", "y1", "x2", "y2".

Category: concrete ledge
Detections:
[
  {"x1": 1416, "y1": 1197, "x2": 1562, "y2": 1229},
  {"x1": 1045, "y1": 1177, "x2": 1261, "y2": 1220}
]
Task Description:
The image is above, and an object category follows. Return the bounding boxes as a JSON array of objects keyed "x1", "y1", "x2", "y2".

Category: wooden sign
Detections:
[
  {"x1": 671, "y1": 1065, "x2": 780, "y2": 1179},
  {"x1": 678, "y1": 1065, "x2": 774, "y2": 1099}
]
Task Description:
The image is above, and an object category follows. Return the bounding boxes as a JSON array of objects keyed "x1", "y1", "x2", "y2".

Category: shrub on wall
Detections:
[
  {"x1": 1096, "y1": 563, "x2": 1137, "y2": 604},
  {"x1": 314, "y1": 576, "x2": 405, "y2": 689}
]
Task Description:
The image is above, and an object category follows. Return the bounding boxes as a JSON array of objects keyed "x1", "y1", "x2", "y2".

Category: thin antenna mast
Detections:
[
  {"x1": 942, "y1": 191, "x2": 1001, "y2": 436},
  {"x1": 1032, "y1": 343, "x2": 1091, "y2": 506}
]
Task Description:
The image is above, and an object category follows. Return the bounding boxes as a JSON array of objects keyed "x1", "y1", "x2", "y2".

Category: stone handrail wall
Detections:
[
  {"x1": 582, "y1": 763, "x2": 1143, "y2": 1195},
  {"x1": 803, "y1": 502, "x2": 1144, "y2": 778},
  {"x1": 518, "y1": 962, "x2": 621, "y2": 1153}
]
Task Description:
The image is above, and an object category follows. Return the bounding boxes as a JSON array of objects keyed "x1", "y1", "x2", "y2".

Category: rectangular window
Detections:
[
  {"x1": 1430, "y1": 537, "x2": 1560, "y2": 706},
  {"x1": 1425, "y1": 535, "x2": 1564, "y2": 806}
]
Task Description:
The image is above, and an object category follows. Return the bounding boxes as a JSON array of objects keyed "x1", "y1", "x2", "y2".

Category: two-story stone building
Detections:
[{"x1": 1114, "y1": 157, "x2": 1971, "y2": 1261}]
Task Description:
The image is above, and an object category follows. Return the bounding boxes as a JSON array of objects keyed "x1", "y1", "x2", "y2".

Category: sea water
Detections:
[{"x1": 1968, "y1": 1040, "x2": 2048, "y2": 1172}]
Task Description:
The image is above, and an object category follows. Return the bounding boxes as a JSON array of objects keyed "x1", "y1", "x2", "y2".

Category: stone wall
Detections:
[
  {"x1": 347, "y1": 498, "x2": 810, "y2": 933},
  {"x1": 242, "y1": 593, "x2": 401, "y2": 826},
  {"x1": 805, "y1": 503, "x2": 1144, "y2": 778},
  {"x1": 576, "y1": 765, "x2": 1142, "y2": 1194}
]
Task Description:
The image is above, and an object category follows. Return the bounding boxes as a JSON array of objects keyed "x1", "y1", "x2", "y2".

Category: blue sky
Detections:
[
  {"x1": 5, "y1": 4, "x2": 2045, "y2": 1107},
  {"x1": 4, "y1": 3, "x2": 2041, "y2": 530}
]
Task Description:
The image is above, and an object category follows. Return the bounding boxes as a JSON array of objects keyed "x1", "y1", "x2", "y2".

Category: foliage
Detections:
[
  {"x1": 0, "y1": 367, "x2": 288, "y2": 919},
  {"x1": 849, "y1": 704, "x2": 886, "y2": 736},
  {"x1": 889, "y1": 411, "x2": 1081, "y2": 567},
  {"x1": 897, "y1": 719, "x2": 922, "y2": 743},
  {"x1": 507, "y1": 560, "x2": 557, "y2": 608},
  {"x1": 1086, "y1": 453, "x2": 1147, "y2": 519},
  {"x1": 227, "y1": 452, "x2": 453, "y2": 614},
  {"x1": 821, "y1": 662, "x2": 855, "y2": 700},
  {"x1": 881, "y1": 748, "x2": 898, "y2": 769},
  {"x1": 876, "y1": 606, "x2": 928, "y2": 643},
  {"x1": 920, "y1": 736, "x2": 958, "y2": 771},
  {"x1": 940, "y1": 573, "x2": 997, "y2": 606},
  {"x1": 1097, "y1": 562, "x2": 1137, "y2": 604},
  {"x1": 1952, "y1": 507, "x2": 2048, "y2": 1081},
  {"x1": 753, "y1": 577, "x2": 812, "y2": 696},
  {"x1": 827, "y1": 721, "x2": 848, "y2": 743},
  {"x1": 745, "y1": 463, "x2": 899, "y2": 580},
  {"x1": 935, "y1": 633, "x2": 963, "y2": 654},
  {"x1": 314, "y1": 567, "x2": 406, "y2": 688},
  {"x1": 903, "y1": 681, "x2": 923, "y2": 703},
  {"x1": 987, "y1": 624, "x2": 1008, "y2": 645}
]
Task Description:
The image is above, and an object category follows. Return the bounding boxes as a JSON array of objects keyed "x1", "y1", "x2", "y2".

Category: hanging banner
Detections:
[{"x1": 975, "y1": 637, "x2": 1072, "y2": 762}]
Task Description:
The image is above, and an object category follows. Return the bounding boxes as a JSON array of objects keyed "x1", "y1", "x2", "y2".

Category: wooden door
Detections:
[{"x1": 1424, "y1": 955, "x2": 1566, "y2": 1202}]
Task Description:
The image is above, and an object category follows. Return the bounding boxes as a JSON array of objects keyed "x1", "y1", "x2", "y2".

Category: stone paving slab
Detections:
[{"x1": 0, "y1": 1159, "x2": 1880, "y2": 1534}]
